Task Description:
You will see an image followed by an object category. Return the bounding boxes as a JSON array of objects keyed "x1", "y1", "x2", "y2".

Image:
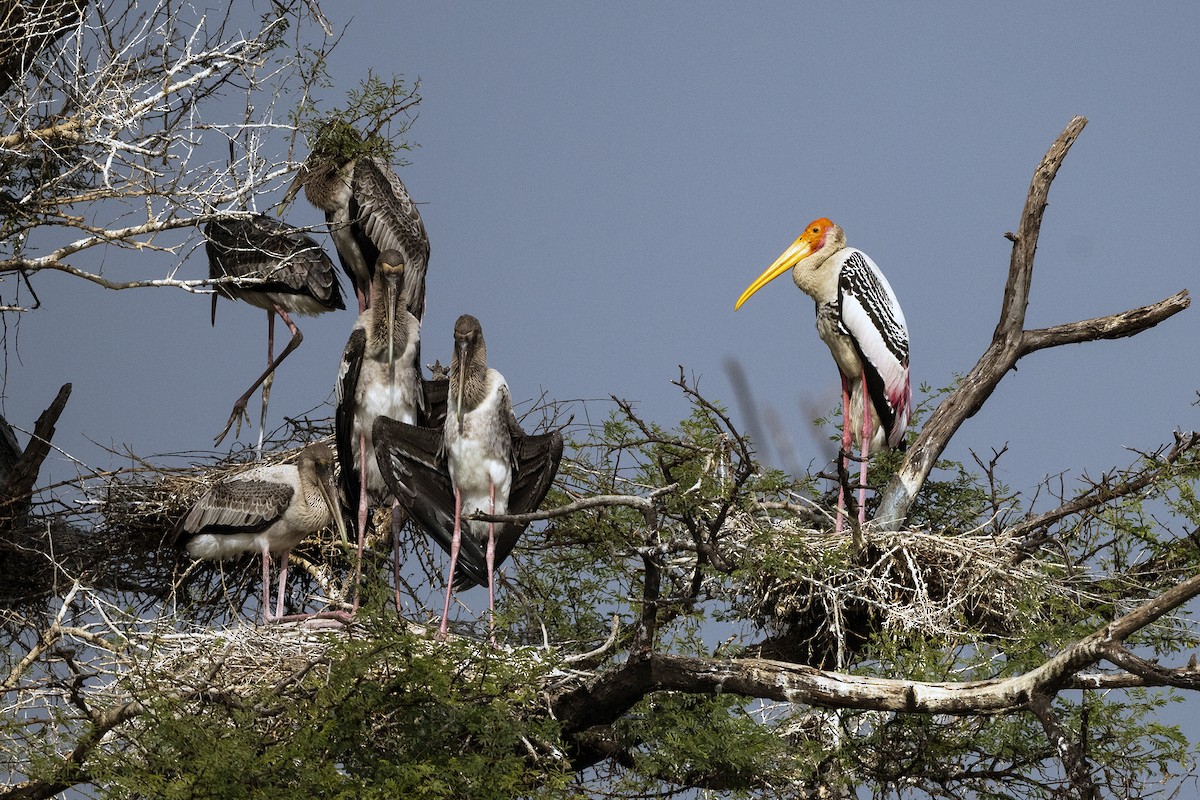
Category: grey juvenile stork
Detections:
[
  {"x1": 283, "y1": 123, "x2": 429, "y2": 317},
  {"x1": 373, "y1": 315, "x2": 563, "y2": 637},
  {"x1": 205, "y1": 214, "x2": 344, "y2": 453},
  {"x1": 335, "y1": 249, "x2": 428, "y2": 610},
  {"x1": 177, "y1": 442, "x2": 347, "y2": 623}
]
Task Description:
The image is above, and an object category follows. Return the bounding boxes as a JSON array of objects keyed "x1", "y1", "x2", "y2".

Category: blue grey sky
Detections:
[{"x1": 7, "y1": 4, "x2": 1196, "y2": 514}]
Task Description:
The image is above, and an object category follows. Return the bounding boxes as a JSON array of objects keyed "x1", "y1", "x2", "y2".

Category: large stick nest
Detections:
[{"x1": 723, "y1": 512, "x2": 1051, "y2": 668}]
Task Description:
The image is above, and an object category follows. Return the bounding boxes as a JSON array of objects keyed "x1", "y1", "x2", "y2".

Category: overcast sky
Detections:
[{"x1": 7, "y1": 3, "x2": 1197, "y2": 518}]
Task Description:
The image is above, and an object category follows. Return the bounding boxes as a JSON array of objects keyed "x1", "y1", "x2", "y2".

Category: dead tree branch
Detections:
[
  {"x1": 0, "y1": 383, "x2": 70, "y2": 529},
  {"x1": 553, "y1": 568, "x2": 1200, "y2": 768},
  {"x1": 876, "y1": 116, "x2": 1190, "y2": 530}
]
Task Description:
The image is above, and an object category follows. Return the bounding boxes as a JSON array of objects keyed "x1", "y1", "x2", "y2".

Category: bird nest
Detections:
[
  {"x1": 722, "y1": 512, "x2": 1050, "y2": 668},
  {"x1": 99, "y1": 440, "x2": 332, "y2": 542}
]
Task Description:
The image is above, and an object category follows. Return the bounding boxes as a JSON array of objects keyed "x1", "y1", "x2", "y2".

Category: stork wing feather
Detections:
[
  {"x1": 486, "y1": 427, "x2": 565, "y2": 574},
  {"x1": 335, "y1": 325, "x2": 367, "y2": 513},
  {"x1": 350, "y1": 159, "x2": 430, "y2": 318},
  {"x1": 836, "y1": 249, "x2": 911, "y2": 447},
  {"x1": 371, "y1": 415, "x2": 490, "y2": 588},
  {"x1": 204, "y1": 214, "x2": 344, "y2": 309},
  {"x1": 421, "y1": 378, "x2": 449, "y2": 429},
  {"x1": 177, "y1": 478, "x2": 293, "y2": 538}
]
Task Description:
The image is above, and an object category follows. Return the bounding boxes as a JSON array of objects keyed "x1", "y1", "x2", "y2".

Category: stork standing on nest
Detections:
[
  {"x1": 205, "y1": 214, "x2": 344, "y2": 453},
  {"x1": 335, "y1": 250, "x2": 426, "y2": 611},
  {"x1": 735, "y1": 217, "x2": 910, "y2": 533},
  {"x1": 177, "y1": 442, "x2": 347, "y2": 623},
  {"x1": 282, "y1": 122, "x2": 429, "y2": 317},
  {"x1": 373, "y1": 315, "x2": 563, "y2": 638}
]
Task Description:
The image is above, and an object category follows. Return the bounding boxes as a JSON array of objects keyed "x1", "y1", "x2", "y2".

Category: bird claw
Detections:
[{"x1": 213, "y1": 402, "x2": 251, "y2": 446}]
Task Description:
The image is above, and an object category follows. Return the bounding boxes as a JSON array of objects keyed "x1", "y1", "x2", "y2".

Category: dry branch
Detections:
[
  {"x1": 877, "y1": 116, "x2": 1191, "y2": 529},
  {"x1": 553, "y1": 570, "x2": 1200, "y2": 750}
]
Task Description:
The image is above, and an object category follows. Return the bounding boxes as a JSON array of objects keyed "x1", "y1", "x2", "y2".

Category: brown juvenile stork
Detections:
[
  {"x1": 205, "y1": 213, "x2": 344, "y2": 453},
  {"x1": 282, "y1": 122, "x2": 429, "y2": 317},
  {"x1": 177, "y1": 442, "x2": 347, "y2": 623},
  {"x1": 373, "y1": 315, "x2": 563, "y2": 637},
  {"x1": 335, "y1": 250, "x2": 427, "y2": 610},
  {"x1": 736, "y1": 217, "x2": 910, "y2": 533}
]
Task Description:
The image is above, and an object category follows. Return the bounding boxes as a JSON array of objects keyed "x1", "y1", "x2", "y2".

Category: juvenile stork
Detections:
[
  {"x1": 205, "y1": 214, "x2": 344, "y2": 452},
  {"x1": 373, "y1": 315, "x2": 563, "y2": 637},
  {"x1": 283, "y1": 123, "x2": 429, "y2": 317},
  {"x1": 735, "y1": 217, "x2": 910, "y2": 532},
  {"x1": 177, "y1": 442, "x2": 346, "y2": 623},
  {"x1": 335, "y1": 250, "x2": 425, "y2": 609}
]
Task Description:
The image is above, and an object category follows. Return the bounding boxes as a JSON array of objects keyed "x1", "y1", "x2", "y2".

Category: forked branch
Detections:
[{"x1": 876, "y1": 116, "x2": 1190, "y2": 529}]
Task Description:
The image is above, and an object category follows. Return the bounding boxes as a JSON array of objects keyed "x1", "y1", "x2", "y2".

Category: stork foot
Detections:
[{"x1": 214, "y1": 401, "x2": 251, "y2": 446}]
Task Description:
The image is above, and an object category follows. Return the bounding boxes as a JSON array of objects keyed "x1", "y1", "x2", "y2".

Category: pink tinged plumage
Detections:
[{"x1": 735, "y1": 217, "x2": 911, "y2": 532}]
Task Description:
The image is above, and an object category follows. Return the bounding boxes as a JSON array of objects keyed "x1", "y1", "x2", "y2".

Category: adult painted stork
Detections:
[
  {"x1": 205, "y1": 213, "x2": 344, "y2": 452},
  {"x1": 372, "y1": 315, "x2": 563, "y2": 637},
  {"x1": 735, "y1": 217, "x2": 910, "y2": 532},
  {"x1": 282, "y1": 123, "x2": 429, "y2": 317},
  {"x1": 335, "y1": 249, "x2": 427, "y2": 610},
  {"x1": 177, "y1": 442, "x2": 347, "y2": 623}
]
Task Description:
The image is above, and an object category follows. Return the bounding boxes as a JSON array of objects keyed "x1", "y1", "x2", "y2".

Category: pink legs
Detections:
[
  {"x1": 391, "y1": 500, "x2": 403, "y2": 613},
  {"x1": 485, "y1": 482, "x2": 497, "y2": 644},
  {"x1": 260, "y1": 541, "x2": 273, "y2": 623},
  {"x1": 352, "y1": 432, "x2": 370, "y2": 612},
  {"x1": 836, "y1": 377, "x2": 853, "y2": 535},
  {"x1": 257, "y1": 541, "x2": 292, "y2": 623},
  {"x1": 858, "y1": 369, "x2": 872, "y2": 528},
  {"x1": 440, "y1": 487, "x2": 464, "y2": 637},
  {"x1": 215, "y1": 308, "x2": 305, "y2": 447},
  {"x1": 439, "y1": 483, "x2": 498, "y2": 641},
  {"x1": 835, "y1": 370, "x2": 874, "y2": 534}
]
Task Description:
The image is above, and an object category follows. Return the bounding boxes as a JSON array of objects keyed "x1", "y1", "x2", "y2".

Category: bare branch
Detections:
[
  {"x1": 553, "y1": 570, "x2": 1200, "y2": 734},
  {"x1": 877, "y1": 117, "x2": 1191, "y2": 529},
  {"x1": 470, "y1": 483, "x2": 678, "y2": 525}
]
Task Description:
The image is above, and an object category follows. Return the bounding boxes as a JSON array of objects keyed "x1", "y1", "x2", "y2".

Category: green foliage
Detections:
[
  {"x1": 613, "y1": 693, "x2": 801, "y2": 793},
  {"x1": 87, "y1": 631, "x2": 573, "y2": 799}
]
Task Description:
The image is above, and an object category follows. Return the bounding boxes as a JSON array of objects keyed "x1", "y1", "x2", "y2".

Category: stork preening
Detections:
[
  {"x1": 335, "y1": 249, "x2": 428, "y2": 611},
  {"x1": 373, "y1": 315, "x2": 563, "y2": 638},
  {"x1": 735, "y1": 217, "x2": 910, "y2": 533},
  {"x1": 177, "y1": 442, "x2": 347, "y2": 623},
  {"x1": 205, "y1": 214, "x2": 344, "y2": 453},
  {"x1": 283, "y1": 123, "x2": 429, "y2": 317}
]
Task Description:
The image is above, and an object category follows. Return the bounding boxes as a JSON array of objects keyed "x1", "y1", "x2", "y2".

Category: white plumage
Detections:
[{"x1": 736, "y1": 217, "x2": 911, "y2": 531}]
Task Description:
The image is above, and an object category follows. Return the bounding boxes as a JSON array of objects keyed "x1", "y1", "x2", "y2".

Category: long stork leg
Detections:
[
  {"x1": 858, "y1": 370, "x2": 872, "y2": 528},
  {"x1": 260, "y1": 541, "x2": 273, "y2": 624},
  {"x1": 275, "y1": 549, "x2": 291, "y2": 620},
  {"x1": 215, "y1": 308, "x2": 305, "y2": 446},
  {"x1": 835, "y1": 375, "x2": 853, "y2": 535},
  {"x1": 486, "y1": 480, "x2": 497, "y2": 644},
  {"x1": 353, "y1": 432, "x2": 369, "y2": 611},
  {"x1": 256, "y1": 312, "x2": 275, "y2": 459},
  {"x1": 391, "y1": 500, "x2": 403, "y2": 613},
  {"x1": 439, "y1": 486, "x2": 464, "y2": 637}
]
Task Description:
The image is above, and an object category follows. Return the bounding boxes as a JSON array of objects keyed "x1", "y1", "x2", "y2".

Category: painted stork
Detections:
[
  {"x1": 372, "y1": 315, "x2": 563, "y2": 637},
  {"x1": 177, "y1": 442, "x2": 347, "y2": 623},
  {"x1": 205, "y1": 213, "x2": 344, "y2": 452},
  {"x1": 335, "y1": 249, "x2": 427, "y2": 610},
  {"x1": 282, "y1": 122, "x2": 429, "y2": 317},
  {"x1": 735, "y1": 217, "x2": 910, "y2": 532}
]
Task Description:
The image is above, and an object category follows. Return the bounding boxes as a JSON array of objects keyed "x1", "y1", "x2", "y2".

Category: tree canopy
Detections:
[{"x1": 1, "y1": 3, "x2": 1197, "y2": 799}]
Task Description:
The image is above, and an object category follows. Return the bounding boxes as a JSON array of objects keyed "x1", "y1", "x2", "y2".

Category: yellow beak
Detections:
[{"x1": 734, "y1": 236, "x2": 814, "y2": 310}]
